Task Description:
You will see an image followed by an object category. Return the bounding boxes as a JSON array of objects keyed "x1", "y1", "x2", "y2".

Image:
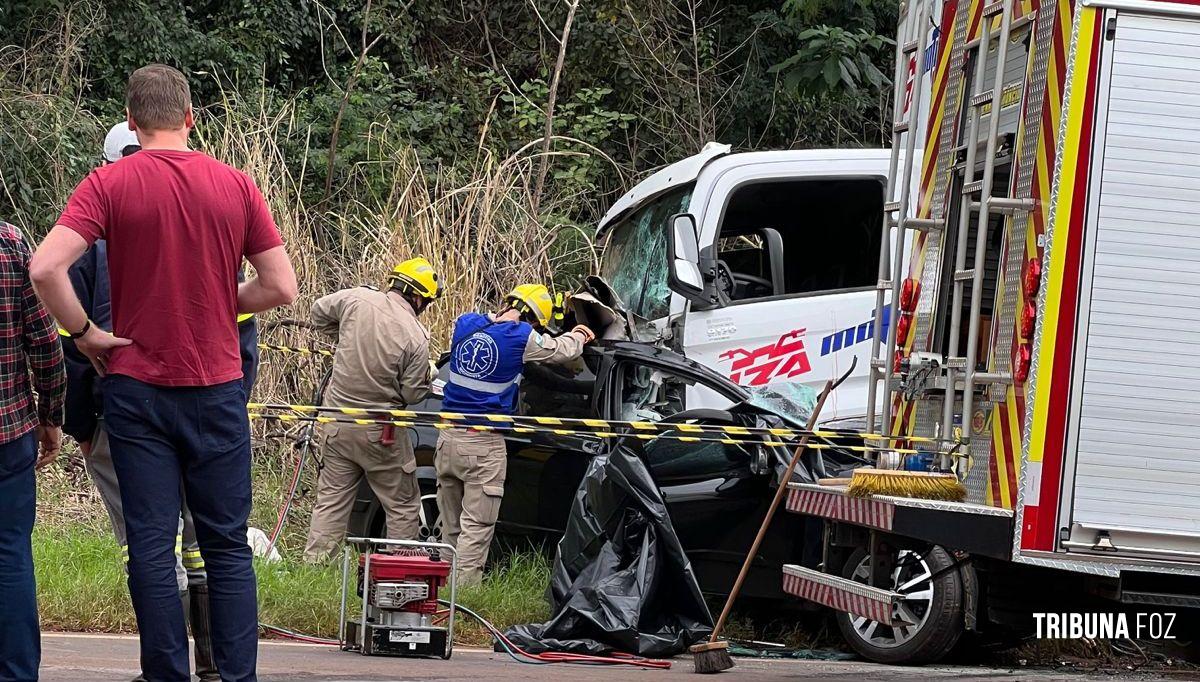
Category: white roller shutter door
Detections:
[{"x1": 1068, "y1": 12, "x2": 1200, "y2": 557}]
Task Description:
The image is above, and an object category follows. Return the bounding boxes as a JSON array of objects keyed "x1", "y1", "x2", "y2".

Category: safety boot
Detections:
[{"x1": 187, "y1": 585, "x2": 221, "y2": 682}]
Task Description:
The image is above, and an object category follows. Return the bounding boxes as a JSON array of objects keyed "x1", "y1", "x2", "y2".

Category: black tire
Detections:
[{"x1": 835, "y1": 545, "x2": 964, "y2": 664}]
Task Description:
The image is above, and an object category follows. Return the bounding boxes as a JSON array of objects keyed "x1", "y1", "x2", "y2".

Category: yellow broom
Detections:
[{"x1": 845, "y1": 468, "x2": 966, "y2": 502}]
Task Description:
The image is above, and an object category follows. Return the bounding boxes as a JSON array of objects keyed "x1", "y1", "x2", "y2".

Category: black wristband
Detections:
[{"x1": 68, "y1": 319, "x2": 91, "y2": 339}]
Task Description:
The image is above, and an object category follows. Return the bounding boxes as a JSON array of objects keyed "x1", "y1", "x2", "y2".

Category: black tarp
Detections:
[{"x1": 503, "y1": 446, "x2": 713, "y2": 657}]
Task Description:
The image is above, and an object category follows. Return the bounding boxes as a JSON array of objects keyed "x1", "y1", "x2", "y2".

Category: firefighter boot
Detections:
[{"x1": 187, "y1": 585, "x2": 220, "y2": 682}]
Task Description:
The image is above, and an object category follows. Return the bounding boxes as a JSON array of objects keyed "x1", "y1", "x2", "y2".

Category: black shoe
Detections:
[{"x1": 187, "y1": 585, "x2": 221, "y2": 682}]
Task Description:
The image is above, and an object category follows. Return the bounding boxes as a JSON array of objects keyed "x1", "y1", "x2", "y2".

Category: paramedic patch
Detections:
[{"x1": 456, "y1": 332, "x2": 500, "y2": 379}]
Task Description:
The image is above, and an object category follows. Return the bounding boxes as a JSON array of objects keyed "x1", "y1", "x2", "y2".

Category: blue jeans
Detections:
[
  {"x1": 104, "y1": 377, "x2": 257, "y2": 682},
  {"x1": 0, "y1": 432, "x2": 39, "y2": 682}
]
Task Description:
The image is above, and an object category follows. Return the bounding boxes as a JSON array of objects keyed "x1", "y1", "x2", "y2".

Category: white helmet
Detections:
[{"x1": 103, "y1": 122, "x2": 140, "y2": 163}]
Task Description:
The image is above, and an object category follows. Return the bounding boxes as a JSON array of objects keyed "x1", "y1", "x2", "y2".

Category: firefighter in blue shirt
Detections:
[{"x1": 437, "y1": 284, "x2": 594, "y2": 585}]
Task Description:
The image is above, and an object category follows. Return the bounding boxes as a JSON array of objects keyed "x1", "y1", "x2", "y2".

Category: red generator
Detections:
[{"x1": 339, "y1": 538, "x2": 457, "y2": 659}]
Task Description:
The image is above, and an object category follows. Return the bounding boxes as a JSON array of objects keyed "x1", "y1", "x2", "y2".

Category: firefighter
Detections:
[
  {"x1": 303, "y1": 258, "x2": 440, "y2": 561},
  {"x1": 437, "y1": 284, "x2": 595, "y2": 585},
  {"x1": 58, "y1": 121, "x2": 261, "y2": 682}
]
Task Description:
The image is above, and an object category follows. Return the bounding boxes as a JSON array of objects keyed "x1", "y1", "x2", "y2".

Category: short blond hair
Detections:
[{"x1": 126, "y1": 64, "x2": 191, "y2": 131}]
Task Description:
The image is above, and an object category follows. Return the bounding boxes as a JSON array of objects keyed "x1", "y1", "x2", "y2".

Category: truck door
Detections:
[
  {"x1": 1061, "y1": 9, "x2": 1200, "y2": 562},
  {"x1": 682, "y1": 160, "x2": 902, "y2": 422}
]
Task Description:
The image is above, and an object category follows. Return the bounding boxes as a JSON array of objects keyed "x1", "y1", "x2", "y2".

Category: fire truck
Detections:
[{"x1": 779, "y1": 0, "x2": 1200, "y2": 664}]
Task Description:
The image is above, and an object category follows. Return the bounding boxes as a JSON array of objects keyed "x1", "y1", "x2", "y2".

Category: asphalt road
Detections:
[{"x1": 40, "y1": 633, "x2": 1185, "y2": 681}]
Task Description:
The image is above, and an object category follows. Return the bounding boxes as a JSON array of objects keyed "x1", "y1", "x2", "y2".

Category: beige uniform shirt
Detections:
[
  {"x1": 312, "y1": 287, "x2": 431, "y2": 408},
  {"x1": 519, "y1": 322, "x2": 586, "y2": 365}
]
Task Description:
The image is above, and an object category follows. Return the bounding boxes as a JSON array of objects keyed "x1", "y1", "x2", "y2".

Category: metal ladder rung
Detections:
[
  {"x1": 962, "y1": 180, "x2": 983, "y2": 195},
  {"x1": 902, "y1": 39, "x2": 920, "y2": 54},
  {"x1": 983, "y1": 1, "x2": 1006, "y2": 17},
  {"x1": 884, "y1": 201, "x2": 902, "y2": 213},
  {"x1": 969, "y1": 197, "x2": 1035, "y2": 215},
  {"x1": 893, "y1": 120, "x2": 910, "y2": 134},
  {"x1": 970, "y1": 91, "x2": 994, "y2": 108},
  {"x1": 972, "y1": 371, "x2": 1013, "y2": 386},
  {"x1": 989, "y1": 197, "x2": 1035, "y2": 213},
  {"x1": 876, "y1": 279, "x2": 893, "y2": 291},
  {"x1": 954, "y1": 269, "x2": 976, "y2": 282},
  {"x1": 903, "y1": 217, "x2": 945, "y2": 233}
]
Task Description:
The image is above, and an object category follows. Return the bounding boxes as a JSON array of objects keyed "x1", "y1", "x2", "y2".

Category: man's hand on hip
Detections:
[
  {"x1": 76, "y1": 323, "x2": 132, "y2": 375},
  {"x1": 36, "y1": 425, "x2": 62, "y2": 469}
]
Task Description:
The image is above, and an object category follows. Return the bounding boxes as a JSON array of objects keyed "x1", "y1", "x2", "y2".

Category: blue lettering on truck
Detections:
[{"x1": 821, "y1": 306, "x2": 891, "y2": 357}]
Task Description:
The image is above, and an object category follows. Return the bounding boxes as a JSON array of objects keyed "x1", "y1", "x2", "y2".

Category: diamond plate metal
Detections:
[
  {"x1": 1013, "y1": 550, "x2": 1200, "y2": 578},
  {"x1": 991, "y1": 7, "x2": 1055, "y2": 387}
]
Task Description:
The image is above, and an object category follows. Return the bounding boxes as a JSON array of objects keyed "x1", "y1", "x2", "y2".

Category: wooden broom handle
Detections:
[{"x1": 709, "y1": 378, "x2": 836, "y2": 642}]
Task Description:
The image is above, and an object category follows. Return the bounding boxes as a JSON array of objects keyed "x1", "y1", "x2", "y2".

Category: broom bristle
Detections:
[
  {"x1": 690, "y1": 640, "x2": 734, "y2": 674},
  {"x1": 846, "y1": 468, "x2": 967, "y2": 502}
]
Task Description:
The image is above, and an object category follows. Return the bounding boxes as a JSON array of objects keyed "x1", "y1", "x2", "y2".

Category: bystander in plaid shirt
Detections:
[{"x1": 0, "y1": 221, "x2": 65, "y2": 443}]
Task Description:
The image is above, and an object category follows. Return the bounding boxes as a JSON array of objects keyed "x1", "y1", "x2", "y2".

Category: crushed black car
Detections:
[{"x1": 348, "y1": 338, "x2": 866, "y2": 600}]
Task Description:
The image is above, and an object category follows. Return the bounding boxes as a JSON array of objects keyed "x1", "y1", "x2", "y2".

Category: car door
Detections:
[
  {"x1": 496, "y1": 348, "x2": 607, "y2": 540},
  {"x1": 606, "y1": 355, "x2": 810, "y2": 598}
]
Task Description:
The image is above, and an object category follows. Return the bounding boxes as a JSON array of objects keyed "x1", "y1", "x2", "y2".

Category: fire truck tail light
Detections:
[
  {"x1": 896, "y1": 311, "x2": 913, "y2": 345},
  {"x1": 900, "y1": 278, "x2": 921, "y2": 312},
  {"x1": 1023, "y1": 258, "x2": 1041, "y2": 298},
  {"x1": 1014, "y1": 344, "x2": 1032, "y2": 383},
  {"x1": 1020, "y1": 300, "x2": 1037, "y2": 338}
]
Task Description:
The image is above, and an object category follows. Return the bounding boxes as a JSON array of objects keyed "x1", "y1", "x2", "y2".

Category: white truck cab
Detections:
[{"x1": 594, "y1": 144, "x2": 916, "y2": 425}]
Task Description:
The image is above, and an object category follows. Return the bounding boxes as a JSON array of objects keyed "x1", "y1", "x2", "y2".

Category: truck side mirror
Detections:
[{"x1": 666, "y1": 213, "x2": 716, "y2": 309}]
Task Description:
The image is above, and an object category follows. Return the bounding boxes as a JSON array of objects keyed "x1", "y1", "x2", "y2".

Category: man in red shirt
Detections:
[{"x1": 31, "y1": 64, "x2": 297, "y2": 682}]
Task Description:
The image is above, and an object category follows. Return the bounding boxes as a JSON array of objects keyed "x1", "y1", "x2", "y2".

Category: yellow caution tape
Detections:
[
  {"x1": 249, "y1": 401, "x2": 947, "y2": 444},
  {"x1": 257, "y1": 344, "x2": 334, "y2": 357},
  {"x1": 249, "y1": 412, "x2": 922, "y2": 454}
]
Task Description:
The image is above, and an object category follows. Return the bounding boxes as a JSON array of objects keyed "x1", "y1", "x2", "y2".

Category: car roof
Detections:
[{"x1": 587, "y1": 340, "x2": 749, "y2": 399}]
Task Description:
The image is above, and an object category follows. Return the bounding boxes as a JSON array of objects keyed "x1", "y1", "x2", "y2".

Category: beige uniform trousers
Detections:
[
  {"x1": 304, "y1": 423, "x2": 420, "y2": 560},
  {"x1": 435, "y1": 429, "x2": 506, "y2": 585}
]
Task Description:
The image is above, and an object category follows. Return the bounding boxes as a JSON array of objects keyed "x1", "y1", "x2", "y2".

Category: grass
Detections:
[{"x1": 32, "y1": 523, "x2": 551, "y2": 647}]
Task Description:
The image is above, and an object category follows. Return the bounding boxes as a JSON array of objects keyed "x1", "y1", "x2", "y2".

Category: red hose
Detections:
[{"x1": 490, "y1": 625, "x2": 670, "y2": 669}]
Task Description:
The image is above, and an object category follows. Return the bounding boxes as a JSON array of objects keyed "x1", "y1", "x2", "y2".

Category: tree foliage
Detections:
[{"x1": 0, "y1": 0, "x2": 898, "y2": 241}]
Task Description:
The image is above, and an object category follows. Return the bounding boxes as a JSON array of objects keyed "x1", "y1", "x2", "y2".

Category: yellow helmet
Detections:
[
  {"x1": 506, "y1": 283, "x2": 554, "y2": 326},
  {"x1": 388, "y1": 257, "x2": 440, "y2": 299}
]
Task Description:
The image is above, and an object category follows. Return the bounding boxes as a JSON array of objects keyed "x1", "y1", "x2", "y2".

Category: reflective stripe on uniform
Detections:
[
  {"x1": 182, "y1": 549, "x2": 205, "y2": 569},
  {"x1": 237, "y1": 312, "x2": 254, "y2": 324},
  {"x1": 121, "y1": 545, "x2": 129, "y2": 564},
  {"x1": 446, "y1": 371, "x2": 523, "y2": 395}
]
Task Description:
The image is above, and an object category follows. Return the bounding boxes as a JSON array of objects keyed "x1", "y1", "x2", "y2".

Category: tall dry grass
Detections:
[{"x1": 197, "y1": 90, "x2": 599, "y2": 405}]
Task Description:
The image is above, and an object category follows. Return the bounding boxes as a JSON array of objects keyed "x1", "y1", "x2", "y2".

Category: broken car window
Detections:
[
  {"x1": 599, "y1": 184, "x2": 694, "y2": 321},
  {"x1": 743, "y1": 383, "x2": 817, "y2": 427},
  {"x1": 616, "y1": 361, "x2": 746, "y2": 481}
]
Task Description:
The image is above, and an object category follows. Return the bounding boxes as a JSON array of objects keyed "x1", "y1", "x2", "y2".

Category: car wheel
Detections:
[
  {"x1": 417, "y1": 492, "x2": 442, "y2": 543},
  {"x1": 835, "y1": 545, "x2": 963, "y2": 664}
]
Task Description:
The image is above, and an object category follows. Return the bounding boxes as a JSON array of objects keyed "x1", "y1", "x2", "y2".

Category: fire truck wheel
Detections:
[{"x1": 835, "y1": 545, "x2": 963, "y2": 665}]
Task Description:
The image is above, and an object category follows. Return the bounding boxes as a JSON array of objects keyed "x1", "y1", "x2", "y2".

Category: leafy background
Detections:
[{"x1": 0, "y1": 0, "x2": 896, "y2": 415}]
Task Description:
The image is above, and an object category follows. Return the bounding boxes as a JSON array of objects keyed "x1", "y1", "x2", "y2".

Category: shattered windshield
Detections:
[
  {"x1": 598, "y1": 184, "x2": 694, "y2": 321},
  {"x1": 744, "y1": 383, "x2": 818, "y2": 427}
]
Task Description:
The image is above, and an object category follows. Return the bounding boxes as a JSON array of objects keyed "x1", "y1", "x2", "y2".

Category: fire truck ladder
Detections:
[
  {"x1": 941, "y1": 0, "x2": 1034, "y2": 445},
  {"x1": 866, "y1": 0, "x2": 940, "y2": 437},
  {"x1": 868, "y1": 0, "x2": 1035, "y2": 452}
]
